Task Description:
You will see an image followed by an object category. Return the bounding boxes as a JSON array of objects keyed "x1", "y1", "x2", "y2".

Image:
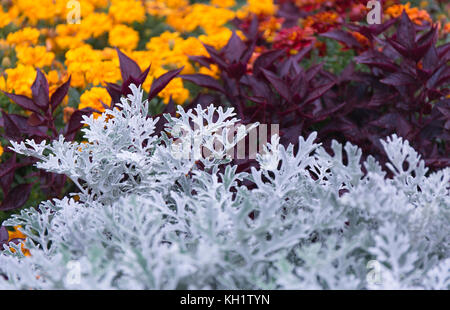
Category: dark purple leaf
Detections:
[
  {"x1": 27, "y1": 112, "x2": 46, "y2": 127},
  {"x1": 381, "y1": 72, "x2": 416, "y2": 86},
  {"x1": 181, "y1": 74, "x2": 226, "y2": 93},
  {"x1": 437, "y1": 43, "x2": 450, "y2": 60},
  {"x1": 320, "y1": 29, "x2": 361, "y2": 49},
  {"x1": 148, "y1": 67, "x2": 184, "y2": 101},
  {"x1": 31, "y1": 68, "x2": 49, "y2": 109},
  {"x1": 64, "y1": 108, "x2": 94, "y2": 140},
  {"x1": 304, "y1": 82, "x2": 335, "y2": 104},
  {"x1": 6, "y1": 113, "x2": 47, "y2": 138},
  {"x1": 261, "y1": 69, "x2": 291, "y2": 102},
  {"x1": 2, "y1": 92, "x2": 40, "y2": 113},
  {"x1": 253, "y1": 50, "x2": 284, "y2": 77},
  {"x1": 116, "y1": 48, "x2": 142, "y2": 82},
  {"x1": 154, "y1": 96, "x2": 176, "y2": 135},
  {"x1": 0, "y1": 183, "x2": 32, "y2": 211},
  {"x1": 1, "y1": 110, "x2": 22, "y2": 141},
  {"x1": 50, "y1": 76, "x2": 71, "y2": 110},
  {"x1": 427, "y1": 65, "x2": 450, "y2": 89},
  {"x1": 137, "y1": 66, "x2": 151, "y2": 85},
  {"x1": 203, "y1": 44, "x2": 228, "y2": 69},
  {"x1": 241, "y1": 40, "x2": 256, "y2": 65},
  {"x1": 226, "y1": 62, "x2": 246, "y2": 79},
  {"x1": 305, "y1": 63, "x2": 323, "y2": 81},
  {"x1": 0, "y1": 226, "x2": 8, "y2": 244},
  {"x1": 189, "y1": 56, "x2": 214, "y2": 68},
  {"x1": 355, "y1": 50, "x2": 398, "y2": 72},
  {"x1": 0, "y1": 153, "x2": 16, "y2": 194},
  {"x1": 292, "y1": 43, "x2": 314, "y2": 62},
  {"x1": 223, "y1": 31, "x2": 247, "y2": 63},
  {"x1": 106, "y1": 82, "x2": 122, "y2": 106},
  {"x1": 396, "y1": 10, "x2": 416, "y2": 51},
  {"x1": 423, "y1": 46, "x2": 438, "y2": 71}
]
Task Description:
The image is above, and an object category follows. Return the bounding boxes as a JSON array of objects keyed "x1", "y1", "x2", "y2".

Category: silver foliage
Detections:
[{"x1": 2, "y1": 85, "x2": 449, "y2": 290}]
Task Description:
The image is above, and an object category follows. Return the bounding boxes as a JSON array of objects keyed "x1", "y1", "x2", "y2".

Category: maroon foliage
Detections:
[{"x1": 0, "y1": 69, "x2": 93, "y2": 211}]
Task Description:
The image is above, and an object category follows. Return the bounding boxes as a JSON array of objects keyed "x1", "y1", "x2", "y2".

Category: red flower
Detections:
[{"x1": 273, "y1": 26, "x2": 315, "y2": 55}]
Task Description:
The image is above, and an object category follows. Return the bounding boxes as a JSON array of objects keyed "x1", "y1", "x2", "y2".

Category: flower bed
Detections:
[{"x1": 0, "y1": 0, "x2": 448, "y2": 289}]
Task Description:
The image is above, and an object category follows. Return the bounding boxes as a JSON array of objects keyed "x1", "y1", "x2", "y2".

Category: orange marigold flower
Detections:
[
  {"x1": 109, "y1": 0, "x2": 145, "y2": 24},
  {"x1": 63, "y1": 107, "x2": 76, "y2": 123},
  {"x1": 444, "y1": 22, "x2": 450, "y2": 34},
  {"x1": 79, "y1": 87, "x2": 110, "y2": 117},
  {"x1": 108, "y1": 24, "x2": 139, "y2": 51},
  {"x1": 352, "y1": 31, "x2": 370, "y2": 48},
  {"x1": 6, "y1": 27, "x2": 40, "y2": 46},
  {"x1": 10, "y1": 242, "x2": 31, "y2": 257},
  {"x1": 273, "y1": 26, "x2": 315, "y2": 55},
  {"x1": 15, "y1": 45, "x2": 55, "y2": 68},
  {"x1": 385, "y1": 2, "x2": 432, "y2": 25},
  {"x1": 7, "y1": 226, "x2": 31, "y2": 256},
  {"x1": 259, "y1": 16, "x2": 284, "y2": 42},
  {"x1": 8, "y1": 226, "x2": 27, "y2": 241},
  {"x1": 4, "y1": 64, "x2": 37, "y2": 97},
  {"x1": 302, "y1": 11, "x2": 342, "y2": 34},
  {"x1": 211, "y1": 0, "x2": 236, "y2": 8}
]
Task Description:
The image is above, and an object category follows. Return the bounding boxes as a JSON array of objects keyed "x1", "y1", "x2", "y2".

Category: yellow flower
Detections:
[
  {"x1": 14, "y1": 0, "x2": 62, "y2": 25},
  {"x1": 45, "y1": 70, "x2": 64, "y2": 97},
  {"x1": 63, "y1": 107, "x2": 75, "y2": 123},
  {"x1": 144, "y1": 32, "x2": 202, "y2": 76},
  {"x1": 6, "y1": 225, "x2": 31, "y2": 256},
  {"x1": 6, "y1": 27, "x2": 40, "y2": 46},
  {"x1": 108, "y1": 24, "x2": 139, "y2": 51},
  {"x1": 237, "y1": 0, "x2": 277, "y2": 18},
  {"x1": 145, "y1": 0, "x2": 189, "y2": 16},
  {"x1": 55, "y1": 24, "x2": 88, "y2": 49},
  {"x1": 8, "y1": 226, "x2": 27, "y2": 240},
  {"x1": 109, "y1": 0, "x2": 146, "y2": 24},
  {"x1": 146, "y1": 31, "x2": 182, "y2": 52},
  {"x1": 199, "y1": 28, "x2": 244, "y2": 50},
  {"x1": 174, "y1": 37, "x2": 208, "y2": 58},
  {"x1": 167, "y1": 4, "x2": 235, "y2": 33},
  {"x1": 102, "y1": 48, "x2": 118, "y2": 60},
  {"x1": 0, "y1": 6, "x2": 19, "y2": 28},
  {"x1": 85, "y1": 61, "x2": 121, "y2": 86},
  {"x1": 77, "y1": 0, "x2": 96, "y2": 17},
  {"x1": 46, "y1": 70, "x2": 60, "y2": 85},
  {"x1": 90, "y1": 0, "x2": 110, "y2": 8},
  {"x1": 80, "y1": 13, "x2": 113, "y2": 38},
  {"x1": 0, "y1": 76, "x2": 6, "y2": 91},
  {"x1": 4, "y1": 64, "x2": 37, "y2": 97},
  {"x1": 79, "y1": 87, "x2": 110, "y2": 117},
  {"x1": 0, "y1": 144, "x2": 3, "y2": 157},
  {"x1": 65, "y1": 45, "x2": 103, "y2": 87},
  {"x1": 130, "y1": 50, "x2": 154, "y2": 73},
  {"x1": 199, "y1": 64, "x2": 220, "y2": 79},
  {"x1": 15, "y1": 45, "x2": 55, "y2": 68},
  {"x1": 211, "y1": 0, "x2": 236, "y2": 8}
]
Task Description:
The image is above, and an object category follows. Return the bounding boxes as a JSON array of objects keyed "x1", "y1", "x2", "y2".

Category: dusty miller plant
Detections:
[{"x1": 0, "y1": 85, "x2": 448, "y2": 290}]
